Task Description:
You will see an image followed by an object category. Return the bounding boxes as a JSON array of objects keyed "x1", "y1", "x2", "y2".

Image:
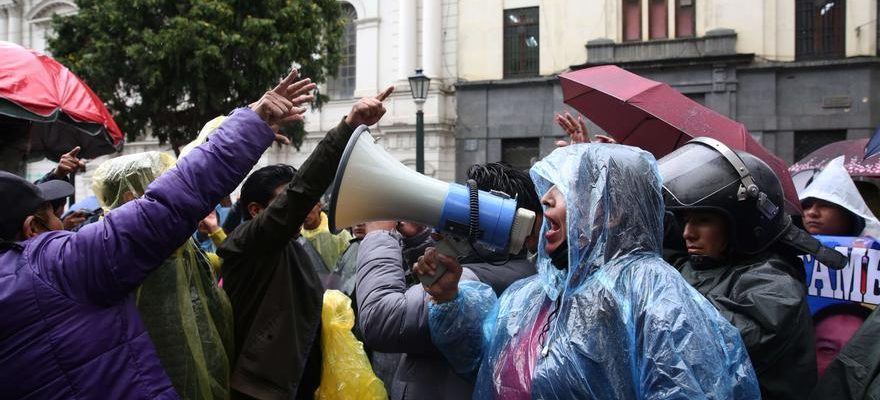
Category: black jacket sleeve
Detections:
[{"x1": 219, "y1": 119, "x2": 355, "y2": 257}]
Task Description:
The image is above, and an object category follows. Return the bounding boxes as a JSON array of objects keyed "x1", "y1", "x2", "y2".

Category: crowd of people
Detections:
[{"x1": 2, "y1": 66, "x2": 880, "y2": 400}]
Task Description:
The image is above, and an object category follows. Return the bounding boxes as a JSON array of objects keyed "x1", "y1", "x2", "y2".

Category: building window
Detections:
[
  {"x1": 623, "y1": 0, "x2": 642, "y2": 41},
  {"x1": 796, "y1": 0, "x2": 845, "y2": 60},
  {"x1": 326, "y1": 3, "x2": 357, "y2": 99},
  {"x1": 685, "y1": 92, "x2": 705, "y2": 105},
  {"x1": 503, "y1": 7, "x2": 540, "y2": 79},
  {"x1": 502, "y1": 138, "x2": 540, "y2": 171},
  {"x1": 675, "y1": 0, "x2": 695, "y2": 38},
  {"x1": 794, "y1": 130, "x2": 846, "y2": 161},
  {"x1": 649, "y1": 0, "x2": 668, "y2": 39}
]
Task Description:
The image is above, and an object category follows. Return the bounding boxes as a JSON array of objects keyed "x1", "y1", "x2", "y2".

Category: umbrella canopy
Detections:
[
  {"x1": 0, "y1": 41, "x2": 122, "y2": 160},
  {"x1": 560, "y1": 65, "x2": 800, "y2": 214},
  {"x1": 789, "y1": 138, "x2": 880, "y2": 178}
]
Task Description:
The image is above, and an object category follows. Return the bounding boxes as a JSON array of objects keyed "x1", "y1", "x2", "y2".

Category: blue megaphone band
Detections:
[{"x1": 437, "y1": 183, "x2": 518, "y2": 252}]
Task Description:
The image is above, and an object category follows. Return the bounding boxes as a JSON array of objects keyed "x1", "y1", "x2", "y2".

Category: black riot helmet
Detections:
[
  {"x1": 659, "y1": 137, "x2": 847, "y2": 268},
  {"x1": 660, "y1": 137, "x2": 783, "y2": 254}
]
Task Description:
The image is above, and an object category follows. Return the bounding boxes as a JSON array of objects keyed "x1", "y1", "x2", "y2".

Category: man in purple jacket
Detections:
[{"x1": 0, "y1": 69, "x2": 314, "y2": 400}]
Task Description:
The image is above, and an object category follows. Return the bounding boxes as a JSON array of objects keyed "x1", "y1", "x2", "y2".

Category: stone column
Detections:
[
  {"x1": 421, "y1": 0, "x2": 442, "y2": 78},
  {"x1": 354, "y1": 17, "x2": 379, "y2": 97},
  {"x1": 399, "y1": 0, "x2": 416, "y2": 79},
  {"x1": 0, "y1": 8, "x2": 8, "y2": 42},
  {"x1": 8, "y1": 3, "x2": 21, "y2": 45}
]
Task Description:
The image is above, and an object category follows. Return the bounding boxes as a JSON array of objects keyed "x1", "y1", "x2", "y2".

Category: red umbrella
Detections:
[
  {"x1": 789, "y1": 139, "x2": 880, "y2": 178},
  {"x1": 0, "y1": 41, "x2": 122, "y2": 160},
  {"x1": 560, "y1": 65, "x2": 801, "y2": 214}
]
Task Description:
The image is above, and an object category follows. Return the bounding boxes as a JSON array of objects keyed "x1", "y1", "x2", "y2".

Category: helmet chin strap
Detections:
[
  {"x1": 690, "y1": 137, "x2": 780, "y2": 221},
  {"x1": 689, "y1": 137, "x2": 759, "y2": 198}
]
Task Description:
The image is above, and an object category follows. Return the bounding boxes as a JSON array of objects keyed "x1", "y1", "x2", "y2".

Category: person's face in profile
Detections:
[
  {"x1": 541, "y1": 185, "x2": 567, "y2": 254},
  {"x1": 681, "y1": 211, "x2": 728, "y2": 259}
]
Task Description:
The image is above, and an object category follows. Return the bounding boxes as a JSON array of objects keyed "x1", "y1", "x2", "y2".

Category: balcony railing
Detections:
[{"x1": 586, "y1": 28, "x2": 737, "y2": 64}]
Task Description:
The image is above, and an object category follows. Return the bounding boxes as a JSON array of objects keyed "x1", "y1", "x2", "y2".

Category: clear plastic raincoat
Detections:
[
  {"x1": 799, "y1": 156, "x2": 880, "y2": 237},
  {"x1": 92, "y1": 151, "x2": 234, "y2": 400},
  {"x1": 428, "y1": 144, "x2": 760, "y2": 399}
]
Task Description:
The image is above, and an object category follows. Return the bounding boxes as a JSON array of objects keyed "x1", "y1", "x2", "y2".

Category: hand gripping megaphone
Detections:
[{"x1": 329, "y1": 126, "x2": 536, "y2": 286}]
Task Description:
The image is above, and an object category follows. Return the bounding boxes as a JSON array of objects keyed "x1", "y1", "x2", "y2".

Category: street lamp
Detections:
[{"x1": 408, "y1": 69, "x2": 431, "y2": 173}]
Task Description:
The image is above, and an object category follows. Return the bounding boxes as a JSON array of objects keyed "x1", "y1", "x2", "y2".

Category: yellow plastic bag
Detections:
[{"x1": 315, "y1": 290, "x2": 387, "y2": 400}]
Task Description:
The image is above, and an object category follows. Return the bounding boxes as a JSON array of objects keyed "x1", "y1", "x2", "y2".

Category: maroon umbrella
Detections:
[
  {"x1": 559, "y1": 65, "x2": 801, "y2": 214},
  {"x1": 789, "y1": 139, "x2": 880, "y2": 178}
]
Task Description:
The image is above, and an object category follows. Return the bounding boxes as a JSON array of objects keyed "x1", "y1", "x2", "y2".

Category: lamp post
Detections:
[{"x1": 408, "y1": 69, "x2": 431, "y2": 174}]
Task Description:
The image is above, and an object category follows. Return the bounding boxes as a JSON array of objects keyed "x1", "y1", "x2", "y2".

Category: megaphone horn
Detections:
[{"x1": 329, "y1": 125, "x2": 535, "y2": 256}]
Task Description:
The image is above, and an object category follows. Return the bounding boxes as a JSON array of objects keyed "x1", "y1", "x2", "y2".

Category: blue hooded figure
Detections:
[{"x1": 427, "y1": 144, "x2": 760, "y2": 399}]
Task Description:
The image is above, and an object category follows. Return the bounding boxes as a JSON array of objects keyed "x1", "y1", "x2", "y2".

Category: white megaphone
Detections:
[{"x1": 329, "y1": 126, "x2": 536, "y2": 286}]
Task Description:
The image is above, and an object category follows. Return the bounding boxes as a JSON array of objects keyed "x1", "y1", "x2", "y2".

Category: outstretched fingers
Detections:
[
  {"x1": 286, "y1": 78, "x2": 317, "y2": 101},
  {"x1": 574, "y1": 115, "x2": 588, "y2": 143},
  {"x1": 273, "y1": 68, "x2": 300, "y2": 95}
]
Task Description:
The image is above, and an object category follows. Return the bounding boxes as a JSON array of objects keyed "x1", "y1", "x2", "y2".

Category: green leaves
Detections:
[{"x1": 50, "y1": 0, "x2": 344, "y2": 150}]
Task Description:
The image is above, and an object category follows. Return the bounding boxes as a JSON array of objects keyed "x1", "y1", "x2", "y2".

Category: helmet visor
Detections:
[{"x1": 658, "y1": 143, "x2": 740, "y2": 207}]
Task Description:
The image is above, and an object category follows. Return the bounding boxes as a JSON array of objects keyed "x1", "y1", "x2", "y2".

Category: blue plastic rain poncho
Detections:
[{"x1": 428, "y1": 144, "x2": 760, "y2": 399}]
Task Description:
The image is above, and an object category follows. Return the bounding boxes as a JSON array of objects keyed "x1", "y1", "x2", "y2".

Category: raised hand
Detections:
[
  {"x1": 554, "y1": 112, "x2": 587, "y2": 146},
  {"x1": 53, "y1": 146, "x2": 86, "y2": 178},
  {"x1": 344, "y1": 86, "x2": 394, "y2": 128},
  {"x1": 413, "y1": 247, "x2": 463, "y2": 303},
  {"x1": 250, "y1": 68, "x2": 317, "y2": 129},
  {"x1": 553, "y1": 111, "x2": 616, "y2": 147}
]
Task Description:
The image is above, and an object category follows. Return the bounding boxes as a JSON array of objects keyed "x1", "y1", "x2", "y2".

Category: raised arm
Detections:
[
  {"x1": 220, "y1": 86, "x2": 394, "y2": 255},
  {"x1": 38, "y1": 70, "x2": 309, "y2": 304}
]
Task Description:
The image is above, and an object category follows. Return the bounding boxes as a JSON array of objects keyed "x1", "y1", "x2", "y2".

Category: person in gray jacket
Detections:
[{"x1": 354, "y1": 162, "x2": 542, "y2": 400}]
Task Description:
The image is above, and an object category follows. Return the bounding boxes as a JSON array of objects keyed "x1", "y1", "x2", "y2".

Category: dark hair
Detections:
[
  {"x1": 813, "y1": 303, "x2": 873, "y2": 326},
  {"x1": 466, "y1": 162, "x2": 542, "y2": 216},
  {"x1": 239, "y1": 164, "x2": 297, "y2": 220}
]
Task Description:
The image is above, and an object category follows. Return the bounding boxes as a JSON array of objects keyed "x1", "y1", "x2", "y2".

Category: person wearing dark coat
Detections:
[
  {"x1": 354, "y1": 162, "x2": 542, "y2": 400},
  {"x1": 667, "y1": 249, "x2": 814, "y2": 399},
  {"x1": 218, "y1": 87, "x2": 393, "y2": 400},
  {"x1": 658, "y1": 138, "x2": 848, "y2": 400}
]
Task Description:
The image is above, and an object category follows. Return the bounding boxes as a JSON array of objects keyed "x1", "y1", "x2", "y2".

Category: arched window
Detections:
[
  {"x1": 27, "y1": 1, "x2": 77, "y2": 53},
  {"x1": 326, "y1": 3, "x2": 357, "y2": 99}
]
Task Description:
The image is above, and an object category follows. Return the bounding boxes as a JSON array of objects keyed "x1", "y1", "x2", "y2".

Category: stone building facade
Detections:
[
  {"x1": 2, "y1": 0, "x2": 459, "y2": 200},
  {"x1": 453, "y1": 0, "x2": 880, "y2": 179}
]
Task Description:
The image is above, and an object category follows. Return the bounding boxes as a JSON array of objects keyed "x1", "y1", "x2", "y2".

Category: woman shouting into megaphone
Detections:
[{"x1": 416, "y1": 144, "x2": 760, "y2": 400}]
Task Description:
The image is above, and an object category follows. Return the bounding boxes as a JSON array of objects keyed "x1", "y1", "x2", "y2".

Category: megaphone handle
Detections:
[{"x1": 417, "y1": 236, "x2": 462, "y2": 287}]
